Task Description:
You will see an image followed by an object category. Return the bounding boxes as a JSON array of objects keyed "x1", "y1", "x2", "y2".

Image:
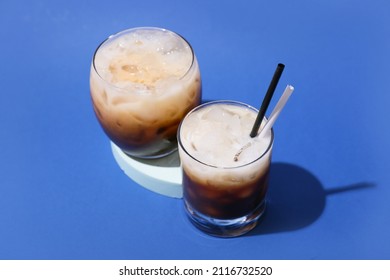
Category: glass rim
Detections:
[
  {"x1": 177, "y1": 100, "x2": 275, "y2": 170},
  {"x1": 91, "y1": 26, "x2": 196, "y2": 91}
]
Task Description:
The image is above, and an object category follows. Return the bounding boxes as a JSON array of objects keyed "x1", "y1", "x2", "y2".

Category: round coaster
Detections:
[{"x1": 111, "y1": 142, "x2": 183, "y2": 198}]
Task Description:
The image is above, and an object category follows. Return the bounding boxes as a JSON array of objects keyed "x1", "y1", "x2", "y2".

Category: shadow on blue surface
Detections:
[{"x1": 248, "y1": 162, "x2": 375, "y2": 235}]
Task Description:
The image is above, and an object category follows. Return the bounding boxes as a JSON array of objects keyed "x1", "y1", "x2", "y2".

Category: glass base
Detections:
[
  {"x1": 184, "y1": 200, "x2": 266, "y2": 237},
  {"x1": 116, "y1": 137, "x2": 179, "y2": 159}
]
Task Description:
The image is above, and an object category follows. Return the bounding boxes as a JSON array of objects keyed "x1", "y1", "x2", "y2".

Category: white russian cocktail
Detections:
[
  {"x1": 90, "y1": 27, "x2": 201, "y2": 158},
  {"x1": 178, "y1": 100, "x2": 273, "y2": 237}
]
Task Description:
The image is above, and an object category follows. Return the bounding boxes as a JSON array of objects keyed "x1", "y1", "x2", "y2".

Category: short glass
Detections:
[
  {"x1": 90, "y1": 27, "x2": 201, "y2": 158},
  {"x1": 177, "y1": 100, "x2": 274, "y2": 237}
]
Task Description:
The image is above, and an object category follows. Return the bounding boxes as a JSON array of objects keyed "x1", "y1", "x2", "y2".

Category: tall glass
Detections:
[
  {"x1": 90, "y1": 27, "x2": 201, "y2": 158},
  {"x1": 178, "y1": 100, "x2": 274, "y2": 237}
]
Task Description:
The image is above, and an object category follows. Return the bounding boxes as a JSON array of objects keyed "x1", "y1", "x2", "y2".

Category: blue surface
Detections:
[{"x1": 1, "y1": 0, "x2": 389, "y2": 259}]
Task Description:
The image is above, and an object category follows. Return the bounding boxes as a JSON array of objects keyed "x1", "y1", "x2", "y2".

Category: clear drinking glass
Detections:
[
  {"x1": 90, "y1": 27, "x2": 201, "y2": 158},
  {"x1": 178, "y1": 100, "x2": 274, "y2": 237}
]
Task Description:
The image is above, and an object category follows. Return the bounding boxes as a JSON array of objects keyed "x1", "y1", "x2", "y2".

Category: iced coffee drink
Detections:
[
  {"x1": 90, "y1": 27, "x2": 201, "y2": 158},
  {"x1": 178, "y1": 101, "x2": 274, "y2": 237}
]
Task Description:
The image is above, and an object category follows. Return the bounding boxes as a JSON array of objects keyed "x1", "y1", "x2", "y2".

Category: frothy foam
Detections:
[
  {"x1": 179, "y1": 103, "x2": 272, "y2": 168},
  {"x1": 94, "y1": 28, "x2": 193, "y2": 93}
]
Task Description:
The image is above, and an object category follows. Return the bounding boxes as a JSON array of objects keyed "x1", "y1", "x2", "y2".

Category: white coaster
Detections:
[{"x1": 111, "y1": 142, "x2": 183, "y2": 198}]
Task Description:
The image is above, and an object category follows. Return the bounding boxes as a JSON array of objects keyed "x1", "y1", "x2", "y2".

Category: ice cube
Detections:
[
  {"x1": 201, "y1": 106, "x2": 230, "y2": 123},
  {"x1": 121, "y1": 64, "x2": 139, "y2": 73},
  {"x1": 228, "y1": 114, "x2": 241, "y2": 137}
]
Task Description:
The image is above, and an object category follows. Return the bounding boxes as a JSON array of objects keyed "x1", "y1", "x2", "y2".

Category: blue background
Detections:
[{"x1": 0, "y1": 0, "x2": 389, "y2": 259}]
